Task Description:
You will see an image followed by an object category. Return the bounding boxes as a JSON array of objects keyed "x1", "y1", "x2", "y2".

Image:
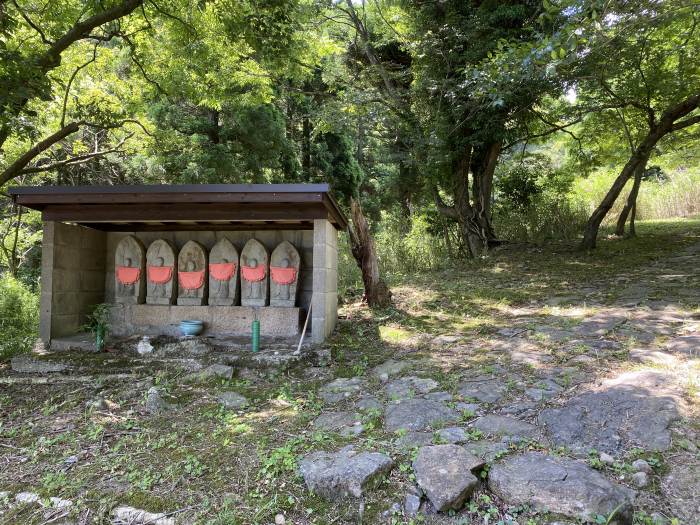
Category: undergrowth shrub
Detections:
[
  {"x1": 0, "y1": 273, "x2": 39, "y2": 360},
  {"x1": 574, "y1": 166, "x2": 700, "y2": 223},
  {"x1": 494, "y1": 192, "x2": 589, "y2": 243}
]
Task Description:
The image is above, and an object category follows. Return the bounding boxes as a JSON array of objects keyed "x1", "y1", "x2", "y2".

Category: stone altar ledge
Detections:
[{"x1": 109, "y1": 305, "x2": 302, "y2": 338}]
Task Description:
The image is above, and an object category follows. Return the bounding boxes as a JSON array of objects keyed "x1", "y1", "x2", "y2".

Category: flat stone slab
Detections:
[
  {"x1": 525, "y1": 379, "x2": 563, "y2": 402},
  {"x1": 488, "y1": 452, "x2": 634, "y2": 524},
  {"x1": 437, "y1": 427, "x2": 469, "y2": 444},
  {"x1": 319, "y1": 377, "x2": 366, "y2": 404},
  {"x1": 384, "y1": 398, "x2": 459, "y2": 432},
  {"x1": 371, "y1": 359, "x2": 410, "y2": 379},
  {"x1": 575, "y1": 312, "x2": 628, "y2": 336},
  {"x1": 11, "y1": 355, "x2": 69, "y2": 374},
  {"x1": 413, "y1": 445, "x2": 483, "y2": 512},
  {"x1": 312, "y1": 411, "x2": 364, "y2": 437},
  {"x1": 394, "y1": 431, "x2": 434, "y2": 450},
  {"x1": 355, "y1": 395, "x2": 382, "y2": 411},
  {"x1": 424, "y1": 391, "x2": 453, "y2": 402},
  {"x1": 458, "y1": 378, "x2": 506, "y2": 404},
  {"x1": 184, "y1": 364, "x2": 234, "y2": 381},
  {"x1": 662, "y1": 460, "x2": 700, "y2": 523},
  {"x1": 472, "y1": 415, "x2": 539, "y2": 441},
  {"x1": 113, "y1": 505, "x2": 175, "y2": 525},
  {"x1": 665, "y1": 335, "x2": 699, "y2": 355},
  {"x1": 298, "y1": 446, "x2": 393, "y2": 499},
  {"x1": 218, "y1": 391, "x2": 248, "y2": 409},
  {"x1": 384, "y1": 376, "x2": 439, "y2": 399},
  {"x1": 539, "y1": 370, "x2": 681, "y2": 454},
  {"x1": 463, "y1": 440, "x2": 509, "y2": 462}
]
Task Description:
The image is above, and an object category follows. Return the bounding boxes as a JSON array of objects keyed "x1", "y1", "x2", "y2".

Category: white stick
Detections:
[{"x1": 295, "y1": 300, "x2": 312, "y2": 354}]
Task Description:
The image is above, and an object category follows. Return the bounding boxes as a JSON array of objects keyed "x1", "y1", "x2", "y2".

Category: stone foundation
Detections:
[{"x1": 109, "y1": 304, "x2": 302, "y2": 337}]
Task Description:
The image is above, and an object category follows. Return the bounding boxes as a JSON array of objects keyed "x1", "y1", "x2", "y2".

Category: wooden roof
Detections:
[{"x1": 9, "y1": 184, "x2": 348, "y2": 231}]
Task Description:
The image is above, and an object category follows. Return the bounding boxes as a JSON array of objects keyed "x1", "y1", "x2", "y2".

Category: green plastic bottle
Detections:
[{"x1": 252, "y1": 319, "x2": 260, "y2": 352}]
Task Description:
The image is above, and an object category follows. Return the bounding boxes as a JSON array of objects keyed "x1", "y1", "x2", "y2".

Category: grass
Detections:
[{"x1": 1, "y1": 217, "x2": 699, "y2": 523}]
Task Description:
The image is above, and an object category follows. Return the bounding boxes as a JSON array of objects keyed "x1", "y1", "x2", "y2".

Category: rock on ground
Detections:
[
  {"x1": 384, "y1": 398, "x2": 459, "y2": 432},
  {"x1": 371, "y1": 359, "x2": 410, "y2": 379},
  {"x1": 112, "y1": 505, "x2": 175, "y2": 525},
  {"x1": 538, "y1": 370, "x2": 681, "y2": 454},
  {"x1": 525, "y1": 379, "x2": 563, "y2": 402},
  {"x1": 298, "y1": 446, "x2": 393, "y2": 499},
  {"x1": 11, "y1": 355, "x2": 68, "y2": 374},
  {"x1": 394, "y1": 431, "x2": 434, "y2": 450},
  {"x1": 472, "y1": 415, "x2": 539, "y2": 441},
  {"x1": 218, "y1": 391, "x2": 248, "y2": 409},
  {"x1": 312, "y1": 411, "x2": 364, "y2": 437},
  {"x1": 436, "y1": 427, "x2": 469, "y2": 444},
  {"x1": 662, "y1": 460, "x2": 700, "y2": 523},
  {"x1": 665, "y1": 334, "x2": 699, "y2": 355},
  {"x1": 488, "y1": 452, "x2": 634, "y2": 524},
  {"x1": 145, "y1": 387, "x2": 173, "y2": 414},
  {"x1": 413, "y1": 445, "x2": 483, "y2": 512},
  {"x1": 185, "y1": 364, "x2": 234, "y2": 381},
  {"x1": 319, "y1": 377, "x2": 366, "y2": 404},
  {"x1": 463, "y1": 440, "x2": 509, "y2": 462},
  {"x1": 384, "y1": 376, "x2": 439, "y2": 398},
  {"x1": 458, "y1": 378, "x2": 506, "y2": 404}
]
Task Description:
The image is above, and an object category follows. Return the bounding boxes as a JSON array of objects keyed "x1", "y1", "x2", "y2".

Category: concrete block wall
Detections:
[
  {"x1": 312, "y1": 219, "x2": 338, "y2": 343},
  {"x1": 105, "y1": 229, "x2": 314, "y2": 313},
  {"x1": 40, "y1": 221, "x2": 107, "y2": 341}
]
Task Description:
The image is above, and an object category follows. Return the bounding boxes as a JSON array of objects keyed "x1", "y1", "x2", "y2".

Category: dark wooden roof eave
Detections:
[{"x1": 9, "y1": 184, "x2": 348, "y2": 231}]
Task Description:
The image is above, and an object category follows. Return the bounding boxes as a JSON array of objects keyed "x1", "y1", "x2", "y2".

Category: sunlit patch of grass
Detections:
[{"x1": 379, "y1": 325, "x2": 414, "y2": 344}]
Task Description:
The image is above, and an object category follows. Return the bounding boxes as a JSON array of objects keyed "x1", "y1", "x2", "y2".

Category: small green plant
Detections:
[
  {"x1": 258, "y1": 437, "x2": 304, "y2": 480},
  {"x1": 83, "y1": 303, "x2": 111, "y2": 351}
]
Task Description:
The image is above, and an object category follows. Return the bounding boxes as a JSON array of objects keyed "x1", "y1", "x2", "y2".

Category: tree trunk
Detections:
[
  {"x1": 206, "y1": 109, "x2": 220, "y2": 144},
  {"x1": 302, "y1": 116, "x2": 312, "y2": 179},
  {"x1": 581, "y1": 93, "x2": 700, "y2": 250},
  {"x1": 581, "y1": 131, "x2": 661, "y2": 250},
  {"x1": 615, "y1": 157, "x2": 647, "y2": 237},
  {"x1": 348, "y1": 198, "x2": 392, "y2": 307},
  {"x1": 470, "y1": 141, "x2": 501, "y2": 245},
  {"x1": 437, "y1": 142, "x2": 500, "y2": 258}
]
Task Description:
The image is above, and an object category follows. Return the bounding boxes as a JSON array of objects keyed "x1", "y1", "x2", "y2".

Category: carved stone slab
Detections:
[
  {"x1": 270, "y1": 241, "x2": 300, "y2": 307},
  {"x1": 240, "y1": 238, "x2": 269, "y2": 307},
  {"x1": 209, "y1": 238, "x2": 239, "y2": 306},
  {"x1": 177, "y1": 240, "x2": 208, "y2": 306},
  {"x1": 146, "y1": 239, "x2": 177, "y2": 305},
  {"x1": 114, "y1": 235, "x2": 146, "y2": 304}
]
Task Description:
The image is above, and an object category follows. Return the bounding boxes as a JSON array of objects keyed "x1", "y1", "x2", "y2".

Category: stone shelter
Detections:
[{"x1": 9, "y1": 184, "x2": 346, "y2": 345}]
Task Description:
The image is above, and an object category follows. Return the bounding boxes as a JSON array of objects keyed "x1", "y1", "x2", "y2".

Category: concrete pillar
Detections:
[
  {"x1": 39, "y1": 221, "x2": 107, "y2": 342},
  {"x1": 312, "y1": 219, "x2": 338, "y2": 343}
]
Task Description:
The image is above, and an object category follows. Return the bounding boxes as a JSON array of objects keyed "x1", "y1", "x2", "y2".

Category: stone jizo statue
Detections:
[
  {"x1": 241, "y1": 239, "x2": 269, "y2": 307},
  {"x1": 270, "y1": 241, "x2": 300, "y2": 307},
  {"x1": 208, "y1": 238, "x2": 239, "y2": 306},
  {"x1": 115, "y1": 235, "x2": 146, "y2": 304},
  {"x1": 146, "y1": 239, "x2": 176, "y2": 305}
]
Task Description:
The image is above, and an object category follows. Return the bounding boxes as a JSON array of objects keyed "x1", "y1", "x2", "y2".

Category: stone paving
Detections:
[{"x1": 1, "y1": 239, "x2": 699, "y2": 524}]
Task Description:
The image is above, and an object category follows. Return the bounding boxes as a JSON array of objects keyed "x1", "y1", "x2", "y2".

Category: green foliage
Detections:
[{"x1": 0, "y1": 273, "x2": 39, "y2": 360}]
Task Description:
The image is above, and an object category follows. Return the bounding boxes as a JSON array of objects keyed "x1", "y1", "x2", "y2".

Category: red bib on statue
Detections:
[
  {"x1": 241, "y1": 265, "x2": 266, "y2": 282},
  {"x1": 116, "y1": 266, "x2": 140, "y2": 285},
  {"x1": 179, "y1": 270, "x2": 205, "y2": 290},
  {"x1": 209, "y1": 262, "x2": 236, "y2": 281},
  {"x1": 147, "y1": 265, "x2": 173, "y2": 284},
  {"x1": 271, "y1": 266, "x2": 297, "y2": 285}
]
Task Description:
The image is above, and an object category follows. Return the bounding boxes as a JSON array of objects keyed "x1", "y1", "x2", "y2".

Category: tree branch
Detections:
[
  {"x1": 19, "y1": 133, "x2": 133, "y2": 175},
  {"x1": 0, "y1": 122, "x2": 83, "y2": 187},
  {"x1": 61, "y1": 43, "x2": 99, "y2": 127},
  {"x1": 670, "y1": 113, "x2": 700, "y2": 132},
  {"x1": 432, "y1": 185, "x2": 458, "y2": 219},
  {"x1": 37, "y1": 0, "x2": 144, "y2": 70}
]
